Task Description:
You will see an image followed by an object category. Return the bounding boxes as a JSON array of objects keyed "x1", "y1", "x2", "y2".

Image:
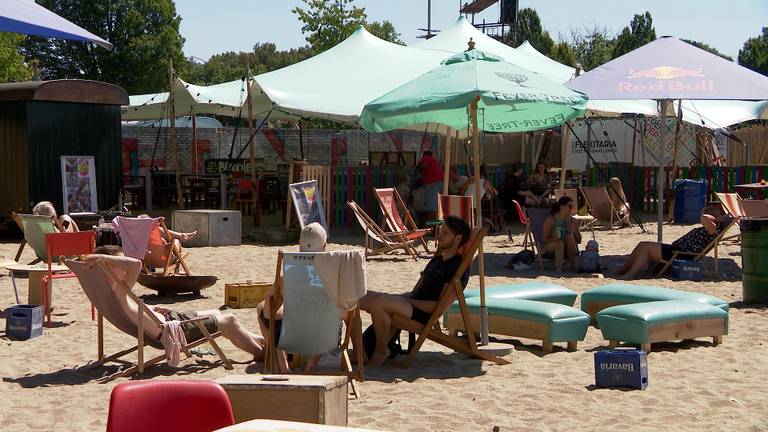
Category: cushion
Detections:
[
  {"x1": 596, "y1": 300, "x2": 729, "y2": 344},
  {"x1": 462, "y1": 282, "x2": 577, "y2": 306},
  {"x1": 581, "y1": 283, "x2": 729, "y2": 318}
]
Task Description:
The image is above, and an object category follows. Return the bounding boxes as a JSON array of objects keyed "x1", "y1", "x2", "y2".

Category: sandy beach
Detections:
[{"x1": 1, "y1": 222, "x2": 767, "y2": 432}]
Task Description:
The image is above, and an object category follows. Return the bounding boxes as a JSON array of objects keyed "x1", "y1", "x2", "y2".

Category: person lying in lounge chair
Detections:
[
  {"x1": 83, "y1": 245, "x2": 265, "y2": 360},
  {"x1": 359, "y1": 215, "x2": 471, "y2": 367},
  {"x1": 32, "y1": 201, "x2": 79, "y2": 232},
  {"x1": 615, "y1": 211, "x2": 733, "y2": 278}
]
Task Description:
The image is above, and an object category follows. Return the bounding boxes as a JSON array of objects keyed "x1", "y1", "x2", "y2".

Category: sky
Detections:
[{"x1": 177, "y1": 1, "x2": 767, "y2": 62}]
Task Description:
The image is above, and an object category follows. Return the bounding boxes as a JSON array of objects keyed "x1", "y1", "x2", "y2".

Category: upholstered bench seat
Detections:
[
  {"x1": 444, "y1": 297, "x2": 590, "y2": 353},
  {"x1": 596, "y1": 300, "x2": 728, "y2": 352},
  {"x1": 462, "y1": 282, "x2": 577, "y2": 306}
]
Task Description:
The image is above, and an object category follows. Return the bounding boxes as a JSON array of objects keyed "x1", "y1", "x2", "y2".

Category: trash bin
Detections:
[
  {"x1": 740, "y1": 217, "x2": 768, "y2": 303},
  {"x1": 673, "y1": 179, "x2": 708, "y2": 224}
]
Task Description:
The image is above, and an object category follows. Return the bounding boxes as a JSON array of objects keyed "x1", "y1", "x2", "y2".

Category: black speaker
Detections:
[{"x1": 501, "y1": 0, "x2": 518, "y2": 24}]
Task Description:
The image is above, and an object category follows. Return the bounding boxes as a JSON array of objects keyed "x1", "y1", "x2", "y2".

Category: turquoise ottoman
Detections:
[
  {"x1": 581, "y1": 283, "x2": 729, "y2": 320},
  {"x1": 462, "y1": 282, "x2": 577, "y2": 306},
  {"x1": 445, "y1": 297, "x2": 590, "y2": 353},
  {"x1": 596, "y1": 300, "x2": 728, "y2": 352}
]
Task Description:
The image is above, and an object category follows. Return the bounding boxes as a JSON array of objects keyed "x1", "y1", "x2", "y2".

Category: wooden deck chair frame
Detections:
[
  {"x1": 11, "y1": 212, "x2": 65, "y2": 264},
  {"x1": 347, "y1": 201, "x2": 419, "y2": 259},
  {"x1": 65, "y1": 259, "x2": 232, "y2": 380},
  {"x1": 263, "y1": 251, "x2": 365, "y2": 398},
  {"x1": 511, "y1": 200, "x2": 544, "y2": 270},
  {"x1": 580, "y1": 187, "x2": 623, "y2": 229},
  {"x1": 390, "y1": 227, "x2": 510, "y2": 368},
  {"x1": 655, "y1": 218, "x2": 737, "y2": 278},
  {"x1": 373, "y1": 187, "x2": 432, "y2": 254},
  {"x1": 715, "y1": 192, "x2": 744, "y2": 244},
  {"x1": 150, "y1": 218, "x2": 191, "y2": 276}
]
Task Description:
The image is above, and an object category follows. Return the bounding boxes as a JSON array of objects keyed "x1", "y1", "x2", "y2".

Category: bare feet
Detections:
[
  {"x1": 180, "y1": 231, "x2": 197, "y2": 242},
  {"x1": 368, "y1": 349, "x2": 390, "y2": 367}
]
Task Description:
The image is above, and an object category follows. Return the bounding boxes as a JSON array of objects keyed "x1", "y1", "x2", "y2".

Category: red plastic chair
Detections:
[
  {"x1": 42, "y1": 231, "x2": 96, "y2": 326},
  {"x1": 106, "y1": 381, "x2": 234, "y2": 432}
]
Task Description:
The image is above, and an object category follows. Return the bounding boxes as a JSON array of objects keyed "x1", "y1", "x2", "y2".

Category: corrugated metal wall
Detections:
[
  {"x1": 0, "y1": 102, "x2": 30, "y2": 215},
  {"x1": 26, "y1": 101, "x2": 122, "y2": 213}
]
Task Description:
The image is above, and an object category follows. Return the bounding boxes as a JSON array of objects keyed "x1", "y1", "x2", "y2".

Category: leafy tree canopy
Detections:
[
  {"x1": 613, "y1": 12, "x2": 656, "y2": 59},
  {"x1": 738, "y1": 27, "x2": 768, "y2": 76},
  {"x1": 0, "y1": 34, "x2": 33, "y2": 82}
]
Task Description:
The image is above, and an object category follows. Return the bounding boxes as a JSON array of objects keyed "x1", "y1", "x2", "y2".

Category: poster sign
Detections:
[
  {"x1": 204, "y1": 158, "x2": 266, "y2": 175},
  {"x1": 61, "y1": 156, "x2": 98, "y2": 213},
  {"x1": 566, "y1": 119, "x2": 634, "y2": 170},
  {"x1": 289, "y1": 180, "x2": 328, "y2": 233}
]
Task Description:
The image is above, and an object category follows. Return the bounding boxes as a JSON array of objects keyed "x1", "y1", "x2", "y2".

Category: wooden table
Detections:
[{"x1": 734, "y1": 182, "x2": 768, "y2": 200}]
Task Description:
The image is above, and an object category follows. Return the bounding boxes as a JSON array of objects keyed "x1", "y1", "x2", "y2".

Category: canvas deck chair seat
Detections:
[
  {"x1": 390, "y1": 227, "x2": 510, "y2": 368},
  {"x1": 263, "y1": 251, "x2": 365, "y2": 397},
  {"x1": 12, "y1": 213, "x2": 62, "y2": 264},
  {"x1": 111, "y1": 216, "x2": 190, "y2": 276},
  {"x1": 348, "y1": 201, "x2": 419, "y2": 259},
  {"x1": 580, "y1": 187, "x2": 622, "y2": 229},
  {"x1": 64, "y1": 259, "x2": 232, "y2": 379},
  {"x1": 373, "y1": 188, "x2": 432, "y2": 254},
  {"x1": 655, "y1": 218, "x2": 736, "y2": 278},
  {"x1": 715, "y1": 192, "x2": 744, "y2": 244}
]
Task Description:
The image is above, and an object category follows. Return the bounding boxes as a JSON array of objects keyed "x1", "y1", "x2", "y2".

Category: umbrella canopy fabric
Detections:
[
  {"x1": 121, "y1": 78, "x2": 249, "y2": 120},
  {"x1": 1, "y1": 0, "x2": 111, "y2": 49},
  {"x1": 360, "y1": 49, "x2": 588, "y2": 133},
  {"x1": 567, "y1": 36, "x2": 768, "y2": 101}
]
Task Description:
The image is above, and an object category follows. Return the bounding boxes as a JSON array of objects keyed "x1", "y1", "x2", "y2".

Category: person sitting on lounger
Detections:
[
  {"x1": 33, "y1": 201, "x2": 79, "y2": 232},
  {"x1": 542, "y1": 196, "x2": 580, "y2": 273},
  {"x1": 616, "y1": 212, "x2": 733, "y2": 278},
  {"x1": 137, "y1": 214, "x2": 196, "y2": 270},
  {"x1": 360, "y1": 215, "x2": 471, "y2": 367},
  {"x1": 82, "y1": 245, "x2": 266, "y2": 360},
  {"x1": 607, "y1": 177, "x2": 631, "y2": 227}
]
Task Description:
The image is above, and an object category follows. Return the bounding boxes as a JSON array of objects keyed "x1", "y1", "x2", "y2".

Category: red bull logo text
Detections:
[{"x1": 618, "y1": 66, "x2": 714, "y2": 93}]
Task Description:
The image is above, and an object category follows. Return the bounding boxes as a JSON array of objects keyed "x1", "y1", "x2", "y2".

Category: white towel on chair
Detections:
[
  {"x1": 160, "y1": 320, "x2": 187, "y2": 367},
  {"x1": 313, "y1": 250, "x2": 366, "y2": 311}
]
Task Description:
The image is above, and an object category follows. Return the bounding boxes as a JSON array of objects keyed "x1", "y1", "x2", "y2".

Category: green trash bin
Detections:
[{"x1": 740, "y1": 217, "x2": 768, "y2": 303}]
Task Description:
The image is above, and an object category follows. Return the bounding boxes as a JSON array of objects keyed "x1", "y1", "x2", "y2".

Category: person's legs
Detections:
[
  {"x1": 565, "y1": 234, "x2": 577, "y2": 271},
  {"x1": 617, "y1": 241, "x2": 648, "y2": 275},
  {"x1": 198, "y1": 309, "x2": 266, "y2": 361},
  {"x1": 620, "y1": 242, "x2": 663, "y2": 278},
  {"x1": 366, "y1": 293, "x2": 413, "y2": 367},
  {"x1": 544, "y1": 240, "x2": 565, "y2": 272}
]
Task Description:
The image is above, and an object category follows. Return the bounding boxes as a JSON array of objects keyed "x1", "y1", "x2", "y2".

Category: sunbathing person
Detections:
[
  {"x1": 82, "y1": 245, "x2": 265, "y2": 360},
  {"x1": 360, "y1": 215, "x2": 471, "y2": 367},
  {"x1": 32, "y1": 201, "x2": 79, "y2": 232},
  {"x1": 616, "y1": 212, "x2": 733, "y2": 278},
  {"x1": 137, "y1": 214, "x2": 196, "y2": 271},
  {"x1": 542, "y1": 196, "x2": 580, "y2": 272},
  {"x1": 607, "y1": 177, "x2": 631, "y2": 227}
]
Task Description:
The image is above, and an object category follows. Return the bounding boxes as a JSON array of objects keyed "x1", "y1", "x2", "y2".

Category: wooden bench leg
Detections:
[
  {"x1": 713, "y1": 335, "x2": 722, "y2": 346},
  {"x1": 641, "y1": 343, "x2": 651, "y2": 352},
  {"x1": 542, "y1": 340, "x2": 553, "y2": 354},
  {"x1": 567, "y1": 341, "x2": 578, "y2": 351},
  {"x1": 608, "y1": 340, "x2": 619, "y2": 348}
]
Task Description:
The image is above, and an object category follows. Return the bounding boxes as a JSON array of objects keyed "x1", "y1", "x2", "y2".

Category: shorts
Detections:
[
  {"x1": 168, "y1": 310, "x2": 219, "y2": 342},
  {"x1": 259, "y1": 309, "x2": 283, "y2": 347},
  {"x1": 424, "y1": 182, "x2": 442, "y2": 212},
  {"x1": 411, "y1": 307, "x2": 432, "y2": 324}
]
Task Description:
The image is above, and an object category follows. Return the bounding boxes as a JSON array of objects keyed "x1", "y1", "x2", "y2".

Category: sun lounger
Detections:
[
  {"x1": 373, "y1": 187, "x2": 432, "y2": 254},
  {"x1": 112, "y1": 216, "x2": 190, "y2": 276},
  {"x1": 655, "y1": 218, "x2": 736, "y2": 277},
  {"x1": 597, "y1": 300, "x2": 728, "y2": 352},
  {"x1": 580, "y1": 186, "x2": 623, "y2": 229},
  {"x1": 347, "y1": 201, "x2": 419, "y2": 259},
  {"x1": 12, "y1": 213, "x2": 62, "y2": 264}
]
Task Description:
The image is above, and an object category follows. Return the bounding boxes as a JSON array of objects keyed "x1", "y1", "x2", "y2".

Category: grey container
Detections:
[{"x1": 172, "y1": 209, "x2": 242, "y2": 246}]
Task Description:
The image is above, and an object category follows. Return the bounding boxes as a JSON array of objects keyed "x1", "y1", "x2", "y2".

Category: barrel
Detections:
[
  {"x1": 740, "y1": 217, "x2": 768, "y2": 303},
  {"x1": 673, "y1": 179, "x2": 708, "y2": 224}
]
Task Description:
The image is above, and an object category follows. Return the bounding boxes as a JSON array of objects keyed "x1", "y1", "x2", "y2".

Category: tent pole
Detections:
[
  {"x1": 247, "y1": 66, "x2": 257, "y2": 222},
  {"x1": 559, "y1": 121, "x2": 572, "y2": 189},
  {"x1": 470, "y1": 97, "x2": 488, "y2": 346},
  {"x1": 443, "y1": 127, "x2": 453, "y2": 195},
  {"x1": 667, "y1": 100, "x2": 685, "y2": 222},
  {"x1": 169, "y1": 59, "x2": 184, "y2": 210},
  {"x1": 192, "y1": 113, "x2": 198, "y2": 175},
  {"x1": 630, "y1": 117, "x2": 637, "y2": 208},
  {"x1": 658, "y1": 100, "x2": 669, "y2": 242}
]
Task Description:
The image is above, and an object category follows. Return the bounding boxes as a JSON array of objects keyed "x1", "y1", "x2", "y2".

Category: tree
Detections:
[
  {"x1": 549, "y1": 41, "x2": 576, "y2": 68},
  {"x1": 511, "y1": 8, "x2": 554, "y2": 54},
  {"x1": 681, "y1": 39, "x2": 733, "y2": 61},
  {"x1": 183, "y1": 44, "x2": 314, "y2": 85},
  {"x1": 612, "y1": 12, "x2": 656, "y2": 59},
  {"x1": 567, "y1": 26, "x2": 616, "y2": 71},
  {"x1": 366, "y1": 20, "x2": 405, "y2": 45},
  {"x1": 738, "y1": 27, "x2": 768, "y2": 76},
  {"x1": 0, "y1": 34, "x2": 33, "y2": 82},
  {"x1": 21, "y1": 0, "x2": 185, "y2": 94},
  {"x1": 293, "y1": 0, "x2": 367, "y2": 53}
]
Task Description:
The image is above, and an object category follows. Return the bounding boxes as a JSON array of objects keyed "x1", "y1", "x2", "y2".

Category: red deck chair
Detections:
[
  {"x1": 438, "y1": 194, "x2": 474, "y2": 226},
  {"x1": 42, "y1": 231, "x2": 96, "y2": 326},
  {"x1": 373, "y1": 187, "x2": 432, "y2": 254},
  {"x1": 106, "y1": 381, "x2": 234, "y2": 432}
]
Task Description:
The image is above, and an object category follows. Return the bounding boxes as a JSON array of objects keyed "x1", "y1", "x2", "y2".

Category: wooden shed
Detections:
[{"x1": 0, "y1": 80, "x2": 128, "y2": 219}]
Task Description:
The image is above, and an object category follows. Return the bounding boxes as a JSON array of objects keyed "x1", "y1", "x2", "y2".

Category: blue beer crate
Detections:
[
  {"x1": 5, "y1": 304, "x2": 44, "y2": 340},
  {"x1": 594, "y1": 348, "x2": 648, "y2": 390},
  {"x1": 671, "y1": 259, "x2": 703, "y2": 281}
]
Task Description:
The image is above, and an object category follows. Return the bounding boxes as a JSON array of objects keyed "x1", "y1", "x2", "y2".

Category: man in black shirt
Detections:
[{"x1": 360, "y1": 216, "x2": 472, "y2": 367}]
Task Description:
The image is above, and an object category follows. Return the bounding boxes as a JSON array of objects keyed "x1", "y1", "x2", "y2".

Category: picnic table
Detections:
[{"x1": 734, "y1": 182, "x2": 768, "y2": 200}]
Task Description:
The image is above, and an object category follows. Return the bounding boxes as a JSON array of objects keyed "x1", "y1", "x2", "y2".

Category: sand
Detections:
[{"x1": 1, "y1": 222, "x2": 767, "y2": 431}]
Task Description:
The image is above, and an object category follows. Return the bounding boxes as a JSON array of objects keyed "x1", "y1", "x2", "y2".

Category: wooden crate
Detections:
[
  {"x1": 215, "y1": 375, "x2": 348, "y2": 426},
  {"x1": 225, "y1": 281, "x2": 271, "y2": 309}
]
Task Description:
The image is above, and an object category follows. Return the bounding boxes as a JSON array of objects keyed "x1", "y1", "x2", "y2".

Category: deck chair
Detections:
[
  {"x1": 64, "y1": 259, "x2": 232, "y2": 379},
  {"x1": 263, "y1": 251, "x2": 365, "y2": 397},
  {"x1": 390, "y1": 227, "x2": 510, "y2": 368},
  {"x1": 715, "y1": 192, "x2": 745, "y2": 244},
  {"x1": 655, "y1": 219, "x2": 737, "y2": 278},
  {"x1": 580, "y1": 187, "x2": 622, "y2": 229},
  {"x1": 739, "y1": 199, "x2": 768, "y2": 217},
  {"x1": 112, "y1": 216, "x2": 191, "y2": 276},
  {"x1": 347, "y1": 201, "x2": 419, "y2": 259},
  {"x1": 373, "y1": 187, "x2": 432, "y2": 254},
  {"x1": 511, "y1": 200, "x2": 544, "y2": 269},
  {"x1": 12, "y1": 213, "x2": 63, "y2": 264},
  {"x1": 438, "y1": 194, "x2": 474, "y2": 225}
]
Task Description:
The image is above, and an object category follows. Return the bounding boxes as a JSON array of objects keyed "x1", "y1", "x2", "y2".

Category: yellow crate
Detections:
[{"x1": 225, "y1": 281, "x2": 272, "y2": 309}]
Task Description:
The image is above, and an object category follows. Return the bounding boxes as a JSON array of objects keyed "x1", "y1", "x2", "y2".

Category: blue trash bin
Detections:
[{"x1": 673, "y1": 179, "x2": 708, "y2": 224}]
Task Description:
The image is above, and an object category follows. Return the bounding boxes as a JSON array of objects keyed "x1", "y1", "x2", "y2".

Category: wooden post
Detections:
[
  {"x1": 169, "y1": 60, "x2": 184, "y2": 209},
  {"x1": 137, "y1": 300, "x2": 144, "y2": 373},
  {"x1": 443, "y1": 127, "x2": 454, "y2": 195},
  {"x1": 630, "y1": 118, "x2": 638, "y2": 208},
  {"x1": 247, "y1": 66, "x2": 257, "y2": 222},
  {"x1": 658, "y1": 100, "x2": 669, "y2": 242},
  {"x1": 667, "y1": 101, "x2": 685, "y2": 222},
  {"x1": 97, "y1": 312, "x2": 104, "y2": 361},
  {"x1": 470, "y1": 97, "x2": 488, "y2": 346},
  {"x1": 559, "y1": 122, "x2": 572, "y2": 189},
  {"x1": 192, "y1": 113, "x2": 198, "y2": 175}
]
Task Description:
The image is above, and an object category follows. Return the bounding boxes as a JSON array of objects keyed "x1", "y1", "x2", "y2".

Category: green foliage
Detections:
[
  {"x1": 512, "y1": 8, "x2": 554, "y2": 54},
  {"x1": 738, "y1": 27, "x2": 768, "y2": 76},
  {"x1": 681, "y1": 39, "x2": 733, "y2": 61},
  {"x1": 183, "y1": 44, "x2": 314, "y2": 85},
  {"x1": 21, "y1": 0, "x2": 185, "y2": 94},
  {"x1": 612, "y1": 12, "x2": 656, "y2": 59},
  {"x1": 0, "y1": 34, "x2": 33, "y2": 82},
  {"x1": 568, "y1": 26, "x2": 616, "y2": 71},
  {"x1": 366, "y1": 20, "x2": 405, "y2": 45},
  {"x1": 549, "y1": 41, "x2": 576, "y2": 68},
  {"x1": 293, "y1": 0, "x2": 367, "y2": 53}
]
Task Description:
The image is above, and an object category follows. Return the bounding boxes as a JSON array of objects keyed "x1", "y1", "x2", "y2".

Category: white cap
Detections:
[
  {"x1": 587, "y1": 240, "x2": 599, "y2": 251},
  {"x1": 300, "y1": 222, "x2": 327, "y2": 252}
]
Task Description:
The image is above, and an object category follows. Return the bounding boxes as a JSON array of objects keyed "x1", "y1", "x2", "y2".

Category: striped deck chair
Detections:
[
  {"x1": 715, "y1": 192, "x2": 744, "y2": 243},
  {"x1": 373, "y1": 188, "x2": 432, "y2": 254},
  {"x1": 438, "y1": 194, "x2": 474, "y2": 226},
  {"x1": 580, "y1": 187, "x2": 622, "y2": 229},
  {"x1": 347, "y1": 201, "x2": 418, "y2": 259}
]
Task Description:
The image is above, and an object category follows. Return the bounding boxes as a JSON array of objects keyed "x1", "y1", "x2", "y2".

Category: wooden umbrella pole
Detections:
[
  {"x1": 169, "y1": 59, "x2": 184, "y2": 209},
  {"x1": 657, "y1": 100, "x2": 669, "y2": 242},
  {"x1": 443, "y1": 126, "x2": 453, "y2": 195},
  {"x1": 246, "y1": 66, "x2": 257, "y2": 220},
  {"x1": 559, "y1": 121, "x2": 572, "y2": 189},
  {"x1": 470, "y1": 97, "x2": 488, "y2": 346}
]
